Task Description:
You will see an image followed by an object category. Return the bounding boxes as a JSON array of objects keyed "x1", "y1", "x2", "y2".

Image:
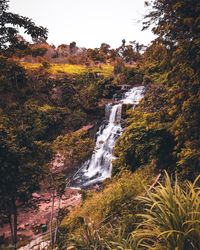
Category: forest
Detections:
[{"x1": 0, "y1": 0, "x2": 199, "y2": 249}]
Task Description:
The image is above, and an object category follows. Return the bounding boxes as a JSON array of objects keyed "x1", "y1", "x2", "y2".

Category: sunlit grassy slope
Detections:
[{"x1": 21, "y1": 62, "x2": 113, "y2": 77}]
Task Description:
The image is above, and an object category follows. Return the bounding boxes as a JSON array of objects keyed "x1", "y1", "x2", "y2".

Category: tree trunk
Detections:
[
  {"x1": 53, "y1": 195, "x2": 61, "y2": 245},
  {"x1": 8, "y1": 197, "x2": 18, "y2": 250},
  {"x1": 50, "y1": 188, "x2": 55, "y2": 250},
  {"x1": 13, "y1": 200, "x2": 17, "y2": 250},
  {"x1": 8, "y1": 214, "x2": 14, "y2": 248}
]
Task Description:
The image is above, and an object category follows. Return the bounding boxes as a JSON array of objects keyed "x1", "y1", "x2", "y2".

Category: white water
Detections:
[{"x1": 73, "y1": 86, "x2": 145, "y2": 187}]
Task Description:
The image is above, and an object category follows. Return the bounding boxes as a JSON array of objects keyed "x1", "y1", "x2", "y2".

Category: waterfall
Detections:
[{"x1": 73, "y1": 86, "x2": 145, "y2": 187}]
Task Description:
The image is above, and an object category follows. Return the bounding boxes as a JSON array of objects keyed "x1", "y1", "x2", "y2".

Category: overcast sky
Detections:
[{"x1": 9, "y1": 0, "x2": 155, "y2": 48}]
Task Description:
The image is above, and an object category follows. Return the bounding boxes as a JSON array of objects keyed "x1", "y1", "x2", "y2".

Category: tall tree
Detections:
[
  {"x1": 69, "y1": 41, "x2": 76, "y2": 54},
  {"x1": 0, "y1": 122, "x2": 51, "y2": 249},
  {"x1": 0, "y1": 0, "x2": 48, "y2": 54},
  {"x1": 0, "y1": 1, "x2": 49, "y2": 249},
  {"x1": 143, "y1": 0, "x2": 200, "y2": 177}
]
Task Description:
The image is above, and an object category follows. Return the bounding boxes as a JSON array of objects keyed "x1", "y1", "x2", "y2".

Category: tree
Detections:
[
  {"x1": 121, "y1": 39, "x2": 126, "y2": 47},
  {"x1": 130, "y1": 40, "x2": 146, "y2": 54},
  {"x1": 0, "y1": 1, "x2": 49, "y2": 249},
  {"x1": 0, "y1": 0, "x2": 48, "y2": 54},
  {"x1": 143, "y1": 0, "x2": 200, "y2": 69},
  {"x1": 99, "y1": 43, "x2": 111, "y2": 61},
  {"x1": 53, "y1": 130, "x2": 94, "y2": 170},
  {"x1": 0, "y1": 55, "x2": 26, "y2": 92},
  {"x1": 142, "y1": 0, "x2": 200, "y2": 177},
  {"x1": 48, "y1": 170, "x2": 65, "y2": 250},
  {"x1": 0, "y1": 123, "x2": 51, "y2": 249},
  {"x1": 69, "y1": 41, "x2": 76, "y2": 54}
]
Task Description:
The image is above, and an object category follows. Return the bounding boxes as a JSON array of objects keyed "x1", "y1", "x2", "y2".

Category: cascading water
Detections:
[{"x1": 73, "y1": 86, "x2": 145, "y2": 187}]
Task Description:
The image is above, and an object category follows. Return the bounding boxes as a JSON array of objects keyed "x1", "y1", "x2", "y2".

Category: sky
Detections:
[{"x1": 9, "y1": 0, "x2": 155, "y2": 48}]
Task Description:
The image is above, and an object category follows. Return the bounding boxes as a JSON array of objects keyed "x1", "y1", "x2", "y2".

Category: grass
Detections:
[{"x1": 21, "y1": 62, "x2": 113, "y2": 77}]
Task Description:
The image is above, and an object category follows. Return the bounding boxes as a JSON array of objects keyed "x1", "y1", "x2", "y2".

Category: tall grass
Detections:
[{"x1": 130, "y1": 172, "x2": 200, "y2": 250}]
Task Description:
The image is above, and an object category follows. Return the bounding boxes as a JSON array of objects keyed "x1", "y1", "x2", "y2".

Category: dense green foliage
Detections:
[
  {"x1": 114, "y1": 0, "x2": 200, "y2": 179},
  {"x1": 113, "y1": 108, "x2": 175, "y2": 174}
]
